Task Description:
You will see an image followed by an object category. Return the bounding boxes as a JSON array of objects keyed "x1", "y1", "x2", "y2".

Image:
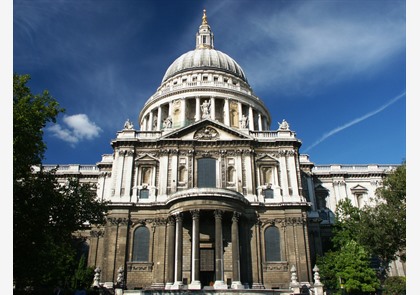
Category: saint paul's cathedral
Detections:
[{"x1": 41, "y1": 10, "x2": 404, "y2": 292}]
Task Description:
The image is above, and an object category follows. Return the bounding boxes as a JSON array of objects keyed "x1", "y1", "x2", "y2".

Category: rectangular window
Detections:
[
  {"x1": 197, "y1": 158, "x2": 216, "y2": 188},
  {"x1": 139, "y1": 189, "x2": 149, "y2": 199},
  {"x1": 264, "y1": 188, "x2": 274, "y2": 199}
]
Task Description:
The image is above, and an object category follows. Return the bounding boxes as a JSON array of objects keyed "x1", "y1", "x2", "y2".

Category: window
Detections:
[
  {"x1": 261, "y1": 167, "x2": 273, "y2": 185},
  {"x1": 264, "y1": 188, "x2": 274, "y2": 199},
  {"x1": 265, "y1": 226, "x2": 281, "y2": 261},
  {"x1": 197, "y1": 158, "x2": 216, "y2": 188},
  {"x1": 138, "y1": 188, "x2": 149, "y2": 199},
  {"x1": 132, "y1": 226, "x2": 149, "y2": 261},
  {"x1": 141, "y1": 167, "x2": 152, "y2": 185},
  {"x1": 227, "y1": 166, "x2": 235, "y2": 183},
  {"x1": 179, "y1": 166, "x2": 187, "y2": 184}
]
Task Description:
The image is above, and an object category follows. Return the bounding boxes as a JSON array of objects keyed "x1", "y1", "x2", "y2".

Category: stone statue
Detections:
[
  {"x1": 92, "y1": 267, "x2": 101, "y2": 287},
  {"x1": 163, "y1": 116, "x2": 172, "y2": 129},
  {"x1": 201, "y1": 100, "x2": 211, "y2": 119},
  {"x1": 124, "y1": 119, "x2": 134, "y2": 130},
  {"x1": 116, "y1": 266, "x2": 124, "y2": 287},
  {"x1": 240, "y1": 114, "x2": 248, "y2": 129},
  {"x1": 278, "y1": 119, "x2": 289, "y2": 130}
]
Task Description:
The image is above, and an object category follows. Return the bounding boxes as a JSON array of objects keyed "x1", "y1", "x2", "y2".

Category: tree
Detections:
[
  {"x1": 317, "y1": 240, "x2": 380, "y2": 294},
  {"x1": 13, "y1": 73, "x2": 108, "y2": 293},
  {"x1": 317, "y1": 163, "x2": 406, "y2": 294},
  {"x1": 360, "y1": 162, "x2": 406, "y2": 268}
]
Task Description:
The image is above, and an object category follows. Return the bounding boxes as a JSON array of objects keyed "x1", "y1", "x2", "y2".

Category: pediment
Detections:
[
  {"x1": 350, "y1": 184, "x2": 368, "y2": 192},
  {"x1": 255, "y1": 154, "x2": 279, "y2": 163},
  {"x1": 160, "y1": 119, "x2": 253, "y2": 141},
  {"x1": 135, "y1": 153, "x2": 159, "y2": 163}
]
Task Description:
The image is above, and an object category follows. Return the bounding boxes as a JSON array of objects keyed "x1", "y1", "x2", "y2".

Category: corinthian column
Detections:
[
  {"x1": 231, "y1": 212, "x2": 244, "y2": 289},
  {"x1": 214, "y1": 210, "x2": 228, "y2": 289},
  {"x1": 172, "y1": 213, "x2": 183, "y2": 289},
  {"x1": 165, "y1": 216, "x2": 175, "y2": 289},
  {"x1": 189, "y1": 210, "x2": 201, "y2": 289}
]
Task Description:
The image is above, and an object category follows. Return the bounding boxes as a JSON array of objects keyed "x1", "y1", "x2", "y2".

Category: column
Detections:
[
  {"x1": 214, "y1": 210, "x2": 228, "y2": 289},
  {"x1": 248, "y1": 107, "x2": 254, "y2": 130},
  {"x1": 165, "y1": 216, "x2": 175, "y2": 289},
  {"x1": 157, "y1": 106, "x2": 162, "y2": 131},
  {"x1": 189, "y1": 210, "x2": 201, "y2": 289},
  {"x1": 180, "y1": 98, "x2": 186, "y2": 127},
  {"x1": 172, "y1": 213, "x2": 183, "y2": 289},
  {"x1": 148, "y1": 112, "x2": 153, "y2": 131},
  {"x1": 258, "y1": 113, "x2": 262, "y2": 131},
  {"x1": 231, "y1": 212, "x2": 244, "y2": 289},
  {"x1": 195, "y1": 97, "x2": 200, "y2": 121},
  {"x1": 210, "y1": 96, "x2": 216, "y2": 120},
  {"x1": 123, "y1": 150, "x2": 134, "y2": 199},
  {"x1": 115, "y1": 150, "x2": 125, "y2": 197},
  {"x1": 223, "y1": 98, "x2": 230, "y2": 126}
]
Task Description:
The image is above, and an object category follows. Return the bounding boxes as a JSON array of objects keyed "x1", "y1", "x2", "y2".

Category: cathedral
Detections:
[{"x1": 44, "y1": 10, "x2": 403, "y2": 292}]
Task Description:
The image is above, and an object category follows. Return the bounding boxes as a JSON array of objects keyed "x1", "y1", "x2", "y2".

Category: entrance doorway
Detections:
[{"x1": 200, "y1": 248, "x2": 215, "y2": 287}]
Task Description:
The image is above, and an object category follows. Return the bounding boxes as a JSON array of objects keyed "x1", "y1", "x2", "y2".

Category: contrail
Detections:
[{"x1": 303, "y1": 91, "x2": 406, "y2": 153}]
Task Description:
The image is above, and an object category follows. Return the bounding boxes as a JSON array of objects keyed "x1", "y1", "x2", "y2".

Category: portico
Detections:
[{"x1": 165, "y1": 195, "x2": 246, "y2": 290}]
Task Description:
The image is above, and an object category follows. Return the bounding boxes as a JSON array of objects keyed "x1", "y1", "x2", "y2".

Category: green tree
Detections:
[
  {"x1": 317, "y1": 163, "x2": 406, "y2": 294},
  {"x1": 317, "y1": 240, "x2": 380, "y2": 294},
  {"x1": 359, "y1": 162, "x2": 406, "y2": 271},
  {"x1": 13, "y1": 73, "x2": 108, "y2": 293}
]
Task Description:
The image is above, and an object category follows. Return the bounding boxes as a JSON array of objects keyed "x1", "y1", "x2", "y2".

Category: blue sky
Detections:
[{"x1": 12, "y1": 0, "x2": 407, "y2": 166}]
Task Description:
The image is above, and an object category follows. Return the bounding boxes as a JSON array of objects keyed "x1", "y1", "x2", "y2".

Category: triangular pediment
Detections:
[
  {"x1": 350, "y1": 184, "x2": 368, "y2": 192},
  {"x1": 255, "y1": 154, "x2": 279, "y2": 163},
  {"x1": 160, "y1": 119, "x2": 254, "y2": 141},
  {"x1": 135, "y1": 153, "x2": 159, "y2": 163}
]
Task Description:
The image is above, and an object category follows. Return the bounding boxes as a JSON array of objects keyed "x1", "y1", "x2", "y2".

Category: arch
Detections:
[
  {"x1": 227, "y1": 166, "x2": 236, "y2": 183},
  {"x1": 264, "y1": 226, "x2": 281, "y2": 261},
  {"x1": 178, "y1": 165, "x2": 187, "y2": 183},
  {"x1": 132, "y1": 226, "x2": 150, "y2": 262}
]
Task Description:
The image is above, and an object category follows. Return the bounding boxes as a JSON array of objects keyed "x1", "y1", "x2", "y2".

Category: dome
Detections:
[{"x1": 162, "y1": 48, "x2": 248, "y2": 83}]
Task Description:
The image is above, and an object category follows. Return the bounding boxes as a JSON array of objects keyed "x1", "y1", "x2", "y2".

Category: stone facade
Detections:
[{"x1": 39, "y1": 10, "x2": 403, "y2": 292}]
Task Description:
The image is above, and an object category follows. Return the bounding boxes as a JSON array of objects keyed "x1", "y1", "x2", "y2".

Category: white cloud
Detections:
[
  {"x1": 48, "y1": 114, "x2": 102, "y2": 146},
  {"x1": 219, "y1": 1, "x2": 406, "y2": 95},
  {"x1": 303, "y1": 91, "x2": 406, "y2": 153}
]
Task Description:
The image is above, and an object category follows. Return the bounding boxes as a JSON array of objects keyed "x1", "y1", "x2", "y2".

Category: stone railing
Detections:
[
  {"x1": 147, "y1": 80, "x2": 258, "y2": 104},
  {"x1": 313, "y1": 164, "x2": 399, "y2": 173}
]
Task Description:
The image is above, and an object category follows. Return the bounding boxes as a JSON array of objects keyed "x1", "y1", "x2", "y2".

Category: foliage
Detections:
[
  {"x1": 13, "y1": 73, "x2": 108, "y2": 293},
  {"x1": 72, "y1": 254, "x2": 95, "y2": 290},
  {"x1": 317, "y1": 162, "x2": 406, "y2": 294},
  {"x1": 382, "y1": 276, "x2": 406, "y2": 295},
  {"x1": 317, "y1": 240, "x2": 380, "y2": 294},
  {"x1": 13, "y1": 73, "x2": 63, "y2": 180},
  {"x1": 364, "y1": 162, "x2": 406, "y2": 264},
  {"x1": 332, "y1": 163, "x2": 406, "y2": 277}
]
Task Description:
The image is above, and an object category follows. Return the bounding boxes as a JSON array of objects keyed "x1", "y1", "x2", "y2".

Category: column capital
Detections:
[
  {"x1": 174, "y1": 212, "x2": 183, "y2": 222},
  {"x1": 232, "y1": 211, "x2": 241, "y2": 222},
  {"x1": 190, "y1": 209, "x2": 200, "y2": 219},
  {"x1": 214, "y1": 209, "x2": 224, "y2": 219}
]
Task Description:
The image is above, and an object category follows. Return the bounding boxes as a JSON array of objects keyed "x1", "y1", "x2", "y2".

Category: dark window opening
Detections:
[
  {"x1": 132, "y1": 226, "x2": 149, "y2": 262},
  {"x1": 265, "y1": 226, "x2": 281, "y2": 261},
  {"x1": 197, "y1": 158, "x2": 216, "y2": 188}
]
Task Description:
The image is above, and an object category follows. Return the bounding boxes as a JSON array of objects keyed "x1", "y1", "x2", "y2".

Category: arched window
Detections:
[
  {"x1": 197, "y1": 158, "x2": 216, "y2": 188},
  {"x1": 261, "y1": 167, "x2": 272, "y2": 185},
  {"x1": 132, "y1": 226, "x2": 149, "y2": 262},
  {"x1": 141, "y1": 167, "x2": 152, "y2": 185},
  {"x1": 227, "y1": 166, "x2": 236, "y2": 183},
  {"x1": 265, "y1": 226, "x2": 281, "y2": 261},
  {"x1": 178, "y1": 166, "x2": 187, "y2": 183}
]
